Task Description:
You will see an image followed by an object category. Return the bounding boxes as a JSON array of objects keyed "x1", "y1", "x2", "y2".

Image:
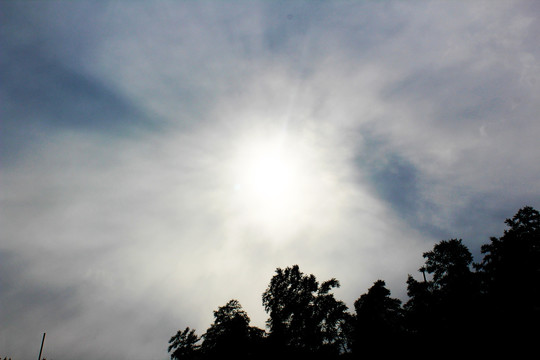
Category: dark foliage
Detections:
[
  {"x1": 168, "y1": 327, "x2": 200, "y2": 360},
  {"x1": 201, "y1": 299, "x2": 264, "y2": 358},
  {"x1": 474, "y1": 206, "x2": 540, "y2": 352},
  {"x1": 262, "y1": 265, "x2": 348, "y2": 356},
  {"x1": 168, "y1": 206, "x2": 540, "y2": 359},
  {"x1": 351, "y1": 280, "x2": 404, "y2": 357},
  {"x1": 404, "y1": 238, "x2": 480, "y2": 354}
]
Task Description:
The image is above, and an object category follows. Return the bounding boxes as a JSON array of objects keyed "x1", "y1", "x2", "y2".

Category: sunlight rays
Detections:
[
  {"x1": 238, "y1": 143, "x2": 297, "y2": 207},
  {"x1": 233, "y1": 140, "x2": 300, "y2": 212},
  {"x1": 226, "y1": 130, "x2": 319, "y2": 237}
]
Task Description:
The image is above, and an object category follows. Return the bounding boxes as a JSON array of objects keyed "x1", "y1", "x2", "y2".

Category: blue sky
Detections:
[{"x1": 2, "y1": 1, "x2": 540, "y2": 359}]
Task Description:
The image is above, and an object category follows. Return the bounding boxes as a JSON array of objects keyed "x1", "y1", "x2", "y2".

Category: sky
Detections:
[{"x1": 1, "y1": 1, "x2": 540, "y2": 359}]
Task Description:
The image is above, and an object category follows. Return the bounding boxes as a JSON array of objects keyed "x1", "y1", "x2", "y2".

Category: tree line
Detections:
[{"x1": 168, "y1": 206, "x2": 540, "y2": 359}]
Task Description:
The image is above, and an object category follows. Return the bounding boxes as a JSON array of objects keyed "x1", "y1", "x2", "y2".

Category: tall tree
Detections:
[
  {"x1": 475, "y1": 206, "x2": 540, "y2": 347},
  {"x1": 168, "y1": 327, "x2": 200, "y2": 360},
  {"x1": 404, "y1": 273, "x2": 434, "y2": 337},
  {"x1": 201, "y1": 299, "x2": 264, "y2": 358},
  {"x1": 262, "y1": 265, "x2": 348, "y2": 356},
  {"x1": 352, "y1": 280, "x2": 403, "y2": 355},
  {"x1": 405, "y1": 239, "x2": 477, "y2": 350},
  {"x1": 422, "y1": 239, "x2": 474, "y2": 293}
]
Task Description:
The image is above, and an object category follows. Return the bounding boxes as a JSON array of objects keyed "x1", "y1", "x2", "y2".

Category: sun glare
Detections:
[
  {"x1": 243, "y1": 147, "x2": 293, "y2": 201},
  {"x1": 230, "y1": 134, "x2": 309, "y2": 228}
]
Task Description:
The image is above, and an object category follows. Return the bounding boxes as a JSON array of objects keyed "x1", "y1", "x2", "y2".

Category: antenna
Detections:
[{"x1": 38, "y1": 332, "x2": 46, "y2": 360}]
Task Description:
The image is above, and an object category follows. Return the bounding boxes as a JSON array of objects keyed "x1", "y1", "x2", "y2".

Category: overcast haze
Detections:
[{"x1": 1, "y1": 1, "x2": 540, "y2": 359}]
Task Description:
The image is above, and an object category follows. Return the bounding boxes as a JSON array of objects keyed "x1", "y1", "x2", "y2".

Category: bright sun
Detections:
[
  {"x1": 229, "y1": 134, "x2": 309, "y2": 227},
  {"x1": 242, "y1": 146, "x2": 295, "y2": 202}
]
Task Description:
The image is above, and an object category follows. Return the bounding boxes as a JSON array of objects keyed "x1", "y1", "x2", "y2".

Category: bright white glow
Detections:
[
  {"x1": 228, "y1": 133, "x2": 312, "y2": 233},
  {"x1": 243, "y1": 146, "x2": 294, "y2": 202}
]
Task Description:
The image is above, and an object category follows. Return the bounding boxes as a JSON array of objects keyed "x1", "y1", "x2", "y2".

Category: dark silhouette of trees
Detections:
[
  {"x1": 351, "y1": 280, "x2": 403, "y2": 356},
  {"x1": 262, "y1": 265, "x2": 348, "y2": 357},
  {"x1": 201, "y1": 299, "x2": 264, "y2": 358},
  {"x1": 403, "y1": 273, "x2": 432, "y2": 332},
  {"x1": 475, "y1": 206, "x2": 540, "y2": 350},
  {"x1": 168, "y1": 206, "x2": 540, "y2": 359},
  {"x1": 405, "y1": 239, "x2": 479, "y2": 353},
  {"x1": 168, "y1": 327, "x2": 200, "y2": 360},
  {"x1": 168, "y1": 300, "x2": 265, "y2": 360}
]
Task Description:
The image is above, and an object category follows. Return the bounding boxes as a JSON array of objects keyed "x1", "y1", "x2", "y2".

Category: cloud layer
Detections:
[{"x1": 2, "y1": 1, "x2": 540, "y2": 359}]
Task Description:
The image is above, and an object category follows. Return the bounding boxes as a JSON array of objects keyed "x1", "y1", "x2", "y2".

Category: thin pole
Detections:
[{"x1": 38, "y1": 332, "x2": 46, "y2": 360}]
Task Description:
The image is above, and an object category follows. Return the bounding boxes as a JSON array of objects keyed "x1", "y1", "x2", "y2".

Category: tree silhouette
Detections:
[
  {"x1": 351, "y1": 280, "x2": 403, "y2": 356},
  {"x1": 404, "y1": 272, "x2": 434, "y2": 337},
  {"x1": 201, "y1": 299, "x2": 264, "y2": 358},
  {"x1": 168, "y1": 327, "x2": 200, "y2": 360},
  {"x1": 405, "y1": 239, "x2": 478, "y2": 352},
  {"x1": 167, "y1": 206, "x2": 540, "y2": 358},
  {"x1": 422, "y1": 239, "x2": 474, "y2": 291},
  {"x1": 475, "y1": 206, "x2": 540, "y2": 349},
  {"x1": 262, "y1": 265, "x2": 348, "y2": 356}
]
